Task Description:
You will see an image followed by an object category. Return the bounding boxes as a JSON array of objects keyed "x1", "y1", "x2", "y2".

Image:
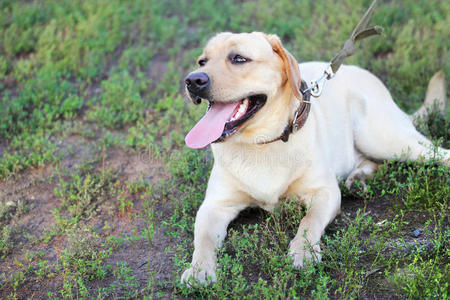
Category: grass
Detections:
[{"x1": 0, "y1": 0, "x2": 449, "y2": 298}]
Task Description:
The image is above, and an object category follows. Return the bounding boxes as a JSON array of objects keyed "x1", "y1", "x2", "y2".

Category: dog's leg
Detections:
[
  {"x1": 345, "y1": 158, "x2": 378, "y2": 192},
  {"x1": 180, "y1": 168, "x2": 249, "y2": 285},
  {"x1": 180, "y1": 201, "x2": 246, "y2": 284},
  {"x1": 288, "y1": 180, "x2": 341, "y2": 268},
  {"x1": 351, "y1": 70, "x2": 448, "y2": 165},
  {"x1": 355, "y1": 119, "x2": 449, "y2": 165}
]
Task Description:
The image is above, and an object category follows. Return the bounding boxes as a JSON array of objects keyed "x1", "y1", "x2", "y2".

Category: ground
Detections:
[{"x1": 0, "y1": 0, "x2": 449, "y2": 299}]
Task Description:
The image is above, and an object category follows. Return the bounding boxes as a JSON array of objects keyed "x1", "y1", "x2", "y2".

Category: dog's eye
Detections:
[
  {"x1": 230, "y1": 54, "x2": 250, "y2": 64},
  {"x1": 198, "y1": 59, "x2": 207, "y2": 66}
]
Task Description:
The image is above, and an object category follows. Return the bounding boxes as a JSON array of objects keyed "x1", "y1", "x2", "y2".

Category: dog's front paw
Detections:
[
  {"x1": 289, "y1": 239, "x2": 321, "y2": 269},
  {"x1": 180, "y1": 264, "x2": 216, "y2": 286}
]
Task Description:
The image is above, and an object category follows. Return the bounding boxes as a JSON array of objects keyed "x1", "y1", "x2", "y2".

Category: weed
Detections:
[
  {"x1": 54, "y1": 169, "x2": 115, "y2": 218},
  {"x1": 86, "y1": 71, "x2": 149, "y2": 129},
  {"x1": 0, "y1": 225, "x2": 13, "y2": 258},
  {"x1": 0, "y1": 199, "x2": 31, "y2": 223},
  {"x1": 364, "y1": 158, "x2": 449, "y2": 212},
  {"x1": 96, "y1": 261, "x2": 138, "y2": 299}
]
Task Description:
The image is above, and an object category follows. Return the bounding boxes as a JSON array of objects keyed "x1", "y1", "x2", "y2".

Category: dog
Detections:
[{"x1": 180, "y1": 32, "x2": 448, "y2": 284}]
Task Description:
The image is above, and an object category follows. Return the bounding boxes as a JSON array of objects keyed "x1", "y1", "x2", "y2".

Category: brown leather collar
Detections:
[{"x1": 259, "y1": 80, "x2": 311, "y2": 144}]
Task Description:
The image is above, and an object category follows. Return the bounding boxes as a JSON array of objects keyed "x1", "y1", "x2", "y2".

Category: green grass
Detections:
[{"x1": 0, "y1": 0, "x2": 449, "y2": 298}]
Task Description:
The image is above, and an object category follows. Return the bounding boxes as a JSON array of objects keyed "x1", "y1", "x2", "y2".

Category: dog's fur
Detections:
[{"x1": 181, "y1": 32, "x2": 448, "y2": 284}]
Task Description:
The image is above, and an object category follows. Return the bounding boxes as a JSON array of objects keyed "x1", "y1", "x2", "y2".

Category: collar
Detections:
[{"x1": 259, "y1": 80, "x2": 311, "y2": 144}]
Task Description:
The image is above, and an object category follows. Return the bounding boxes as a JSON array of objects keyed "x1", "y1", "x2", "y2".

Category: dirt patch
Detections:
[
  {"x1": 0, "y1": 163, "x2": 57, "y2": 235},
  {"x1": 85, "y1": 223, "x2": 178, "y2": 298},
  {"x1": 104, "y1": 147, "x2": 166, "y2": 183},
  {"x1": 0, "y1": 133, "x2": 171, "y2": 299}
]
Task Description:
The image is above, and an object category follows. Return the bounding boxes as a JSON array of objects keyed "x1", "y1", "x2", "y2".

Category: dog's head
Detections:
[{"x1": 185, "y1": 32, "x2": 303, "y2": 148}]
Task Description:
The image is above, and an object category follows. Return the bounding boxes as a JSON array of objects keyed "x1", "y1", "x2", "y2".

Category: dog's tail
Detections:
[{"x1": 411, "y1": 71, "x2": 446, "y2": 124}]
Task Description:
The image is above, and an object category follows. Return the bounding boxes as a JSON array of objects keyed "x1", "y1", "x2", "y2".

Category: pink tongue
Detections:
[{"x1": 185, "y1": 102, "x2": 240, "y2": 149}]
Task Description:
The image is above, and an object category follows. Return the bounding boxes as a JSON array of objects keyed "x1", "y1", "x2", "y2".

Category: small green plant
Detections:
[
  {"x1": 141, "y1": 196, "x2": 157, "y2": 244},
  {"x1": 0, "y1": 225, "x2": 13, "y2": 258},
  {"x1": 96, "y1": 261, "x2": 139, "y2": 299},
  {"x1": 363, "y1": 158, "x2": 449, "y2": 212},
  {"x1": 86, "y1": 71, "x2": 148, "y2": 128},
  {"x1": 0, "y1": 199, "x2": 31, "y2": 222},
  {"x1": 62, "y1": 226, "x2": 113, "y2": 281},
  {"x1": 387, "y1": 211, "x2": 449, "y2": 298},
  {"x1": 116, "y1": 181, "x2": 135, "y2": 215},
  {"x1": 54, "y1": 169, "x2": 115, "y2": 218}
]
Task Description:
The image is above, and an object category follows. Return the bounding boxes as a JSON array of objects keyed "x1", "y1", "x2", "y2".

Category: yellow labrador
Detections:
[{"x1": 181, "y1": 32, "x2": 448, "y2": 284}]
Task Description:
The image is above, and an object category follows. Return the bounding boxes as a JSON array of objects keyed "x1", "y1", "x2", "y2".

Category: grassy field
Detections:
[{"x1": 0, "y1": 0, "x2": 448, "y2": 298}]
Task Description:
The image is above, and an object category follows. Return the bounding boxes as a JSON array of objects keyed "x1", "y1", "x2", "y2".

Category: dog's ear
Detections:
[{"x1": 264, "y1": 34, "x2": 303, "y2": 101}]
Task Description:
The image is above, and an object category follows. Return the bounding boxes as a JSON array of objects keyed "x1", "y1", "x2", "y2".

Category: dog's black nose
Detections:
[{"x1": 185, "y1": 72, "x2": 210, "y2": 100}]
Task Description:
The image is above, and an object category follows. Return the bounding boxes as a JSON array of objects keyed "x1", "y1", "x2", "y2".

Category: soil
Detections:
[{"x1": 0, "y1": 133, "x2": 173, "y2": 299}]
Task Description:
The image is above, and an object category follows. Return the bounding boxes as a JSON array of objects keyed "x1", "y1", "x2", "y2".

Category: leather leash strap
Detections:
[
  {"x1": 309, "y1": 0, "x2": 382, "y2": 98},
  {"x1": 330, "y1": 0, "x2": 382, "y2": 74}
]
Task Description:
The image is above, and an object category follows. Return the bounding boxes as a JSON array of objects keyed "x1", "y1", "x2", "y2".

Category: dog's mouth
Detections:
[
  {"x1": 216, "y1": 95, "x2": 267, "y2": 142},
  {"x1": 185, "y1": 94, "x2": 267, "y2": 149}
]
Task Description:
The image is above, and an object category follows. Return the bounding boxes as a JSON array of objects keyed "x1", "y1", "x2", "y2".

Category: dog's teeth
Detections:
[
  {"x1": 229, "y1": 98, "x2": 250, "y2": 122},
  {"x1": 238, "y1": 100, "x2": 248, "y2": 112}
]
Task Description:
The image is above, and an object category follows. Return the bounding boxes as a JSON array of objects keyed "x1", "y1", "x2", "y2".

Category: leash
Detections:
[
  {"x1": 261, "y1": 0, "x2": 382, "y2": 144},
  {"x1": 307, "y1": 0, "x2": 382, "y2": 98}
]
